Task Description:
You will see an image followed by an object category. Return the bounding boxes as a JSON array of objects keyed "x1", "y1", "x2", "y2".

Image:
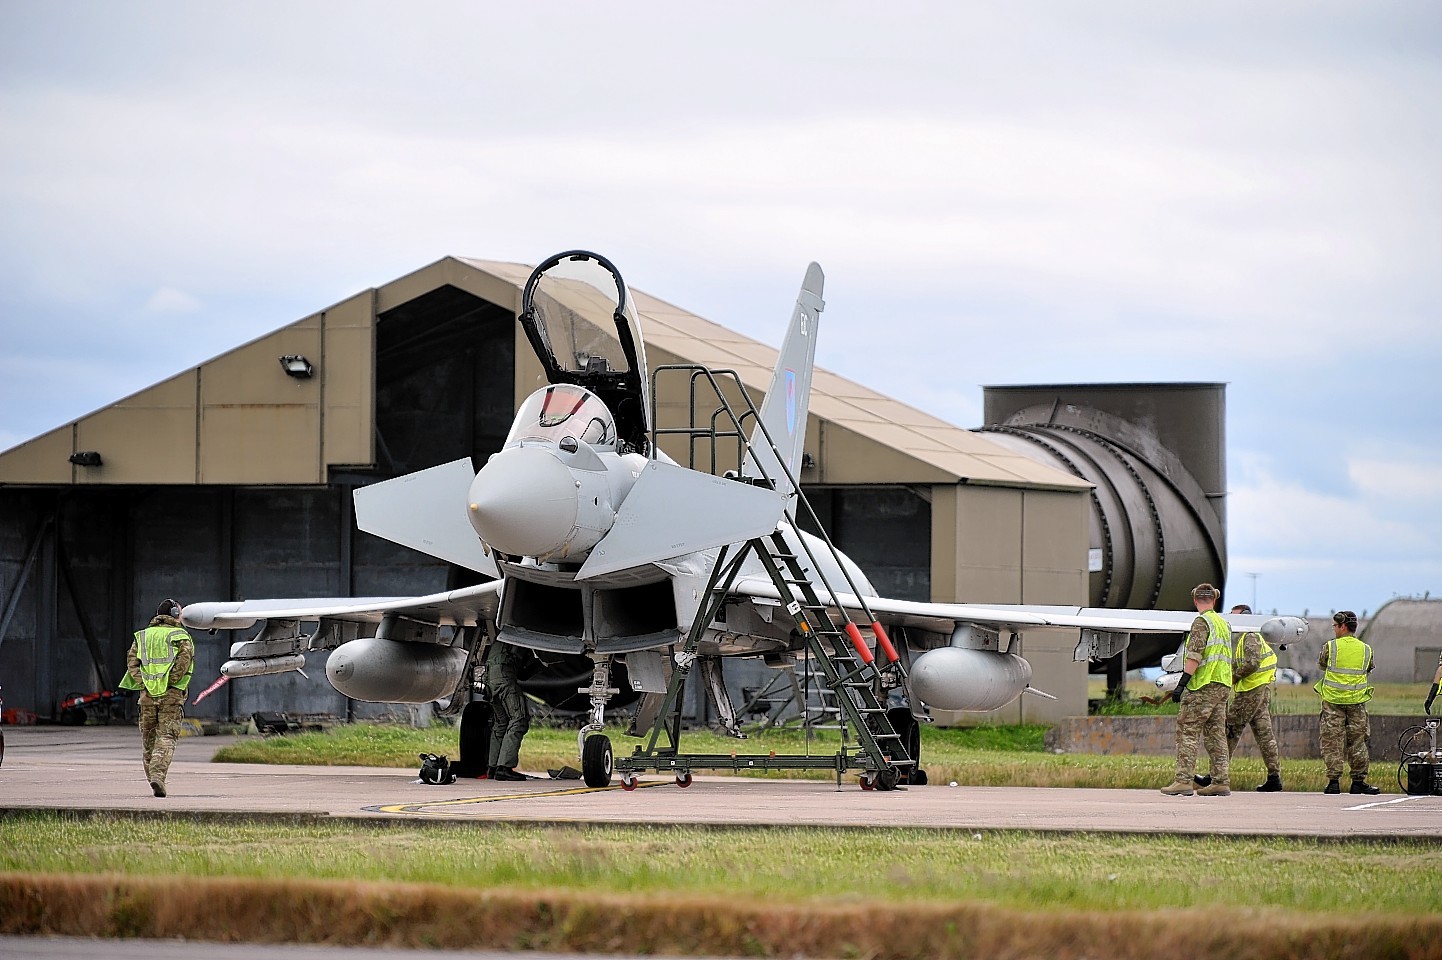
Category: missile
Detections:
[{"x1": 221, "y1": 654, "x2": 307, "y2": 678}]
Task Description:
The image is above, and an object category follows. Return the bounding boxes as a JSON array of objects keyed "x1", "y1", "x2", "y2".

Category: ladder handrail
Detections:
[{"x1": 648, "y1": 363, "x2": 900, "y2": 670}]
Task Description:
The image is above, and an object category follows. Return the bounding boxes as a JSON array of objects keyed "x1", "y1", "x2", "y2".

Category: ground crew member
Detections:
[
  {"x1": 486, "y1": 640, "x2": 531, "y2": 781},
  {"x1": 1161, "y1": 583, "x2": 1233, "y2": 797},
  {"x1": 1424, "y1": 651, "x2": 1441, "y2": 715},
  {"x1": 118, "y1": 599, "x2": 194, "y2": 797},
  {"x1": 1224, "y1": 604, "x2": 1283, "y2": 792},
  {"x1": 1317, "y1": 610, "x2": 1379, "y2": 795}
]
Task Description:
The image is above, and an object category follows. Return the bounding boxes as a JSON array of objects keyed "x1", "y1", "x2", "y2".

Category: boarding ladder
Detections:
[{"x1": 612, "y1": 364, "x2": 913, "y2": 790}]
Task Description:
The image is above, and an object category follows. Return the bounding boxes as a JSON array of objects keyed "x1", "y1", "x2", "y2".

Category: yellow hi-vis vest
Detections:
[
  {"x1": 1188, "y1": 610, "x2": 1234, "y2": 690},
  {"x1": 1316, "y1": 635, "x2": 1373, "y2": 704},
  {"x1": 1234, "y1": 632, "x2": 1277, "y2": 693},
  {"x1": 120, "y1": 625, "x2": 193, "y2": 698}
]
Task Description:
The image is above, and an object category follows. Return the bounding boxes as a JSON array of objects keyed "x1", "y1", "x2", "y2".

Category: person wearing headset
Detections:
[
  {"x1": 1316, "y1": 610, "x2": 1380, "y2": 795},
  {"x1": 119, "y1": 599, "x2": 195, "y2": 797}
]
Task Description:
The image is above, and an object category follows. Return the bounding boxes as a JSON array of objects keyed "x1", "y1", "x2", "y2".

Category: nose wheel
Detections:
[{"x1": 582, "y1": 734, "x2": 613, "y2": 788}]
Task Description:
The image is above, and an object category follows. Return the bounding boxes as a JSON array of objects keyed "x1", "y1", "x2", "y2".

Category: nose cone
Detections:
[{"x1": 467, "y1": 446, "x2": 579, "y2": 558}]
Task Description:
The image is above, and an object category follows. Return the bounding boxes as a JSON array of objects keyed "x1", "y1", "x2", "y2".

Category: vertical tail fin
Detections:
[{"x1": 744, "y1": 262, "x2": 824, "y2": 500}]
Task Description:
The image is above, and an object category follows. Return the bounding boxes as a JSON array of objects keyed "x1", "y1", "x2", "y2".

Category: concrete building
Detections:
[{"x1": 2, "y1": 254, "x2": 1205, "y2": 728}]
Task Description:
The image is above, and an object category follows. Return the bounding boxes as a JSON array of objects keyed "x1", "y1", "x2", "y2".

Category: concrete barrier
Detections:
[{"x1": 1044, "y1": 714, "x2": 1436, "y2": 761}]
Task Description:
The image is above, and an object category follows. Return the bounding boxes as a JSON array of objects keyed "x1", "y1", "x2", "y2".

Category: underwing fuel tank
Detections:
[
  {"x1": 325, "y1": 637, "x2": 467, "y2": 703},
  {"x1": 909, "y1": 648, "x2": 1033, "y2": 712}
]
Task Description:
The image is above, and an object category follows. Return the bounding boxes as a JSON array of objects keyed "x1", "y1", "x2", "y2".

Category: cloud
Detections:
[
  {"x1": 1226, "y1": 448, "x2": 1442, "y2": 612},
  {"x1": 0, "y1": 2, "x2": 1437, "y2": 617},
  {"x1": 1349, "y1": 457, "x2": 1442, "y2": 504},
  {"x1": 142, "y1": 286, "x2": 202, "y2": 314}
]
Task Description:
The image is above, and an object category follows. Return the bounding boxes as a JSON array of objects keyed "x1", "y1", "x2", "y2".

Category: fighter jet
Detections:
[{"x1": 182, "y1": 250, "x2": 1308, "y2": 788}]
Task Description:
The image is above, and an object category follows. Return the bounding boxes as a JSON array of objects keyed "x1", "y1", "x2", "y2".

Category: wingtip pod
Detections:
[
  {"x1": 181, "y1": 602, "x2": 254, "y2": 630},
  {"x1": 1260, "y1": 616, "x2": 1309, "y2": 646}
]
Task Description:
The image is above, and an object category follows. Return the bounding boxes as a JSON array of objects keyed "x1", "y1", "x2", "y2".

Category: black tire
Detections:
[
  {"x1": 455, "y1": 701, "x2": 492, "y2": 778},
  {"x1": 886, "y1": 706, "x2": 922, "y2": 783},
  {"x1": 582, "y1": 734, "x2": 613, "y2": 788},
  {"x1": 59, "y1": 708, "x2": 85, "y2": 727}
]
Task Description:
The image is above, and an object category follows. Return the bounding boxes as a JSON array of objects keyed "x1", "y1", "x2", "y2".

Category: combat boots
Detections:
[
  {"x1": 1160, "y1": 778, "x2": 1195, "y2": 797},
  {"x1": 1349, "y1": 778, "x2": 1380, "y2": 795},
  {"x1": 1196, "y1": 781, "x2": 1231, "y2": 796},
  {"x1": 1255, "y1": 774, "x2": 1284, "y2": 792},
  {"x1": 1324, "y1": 779, "x2": 1341, "y2": 794}
]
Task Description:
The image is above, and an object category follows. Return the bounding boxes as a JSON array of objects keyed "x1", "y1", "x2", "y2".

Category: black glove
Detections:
[
  {"x1": 1173, "y1": 678, "x2": 1188, "y2": 703},
  {"x1": 1426, "y1": 683, "x2": 1438, "y2": 715}
]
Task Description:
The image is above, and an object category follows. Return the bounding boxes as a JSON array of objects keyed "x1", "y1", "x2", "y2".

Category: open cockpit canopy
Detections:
[{"x1": 519, "y1": 251, "x2": 649, "y2": 454}]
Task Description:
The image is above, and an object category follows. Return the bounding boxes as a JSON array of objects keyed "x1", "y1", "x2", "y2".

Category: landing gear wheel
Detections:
[
  {"x1": 676, "y1": 771, "x2": 693, "y2": 788},
  {"x1": 875, "y1": 768, "x2": 900, "y2": 792},
  {"x1": 911, "y1": 768, "x2": 929, "y2": 786},
  {"x1": 457, "y1": 700, "x2": 493, "y2": 778},
  {"x1": 582, "y1": 734, "x2": 613, "y2": 788},
  {"x1": 621, "y1": 773, "x2": 638, "y2": 791}
]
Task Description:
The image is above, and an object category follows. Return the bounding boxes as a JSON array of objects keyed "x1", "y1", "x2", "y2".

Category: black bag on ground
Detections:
[{"x1": 419, "y1": 753, "x2": 457, "y2": 785}]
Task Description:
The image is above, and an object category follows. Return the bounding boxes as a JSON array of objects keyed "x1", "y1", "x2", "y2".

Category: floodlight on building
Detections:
[
  {"x1": 69, "y1": 451, "x2": 103, "y2": 467},
  {"x1": 279, "y1": 355, "x2": 314, "y2": 379}
]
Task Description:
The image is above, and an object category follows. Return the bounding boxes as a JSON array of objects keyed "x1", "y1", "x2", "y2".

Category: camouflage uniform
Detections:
[
  {"x1": 1176, "y1": 683, "x2": 1231, "y2": 784},
  {"x1": 486, "y1": 641, "x2": 531, "y2": 771},
  {"x1": 1317, "y1": 633, "x2": 1373, "y2": 782},
  {"x1": 1172, "y1": 614, "x2": 1231, "y2": 786},
  {"x1": 124, "y1": 615, "x2": 194, "y2": 794},
  {"x1": 1319, "y1": 701, "x2": 1370, "y2": 781},
  {"x1": 1227, "y1": 632, "x2": 1280, "y2": 778}
]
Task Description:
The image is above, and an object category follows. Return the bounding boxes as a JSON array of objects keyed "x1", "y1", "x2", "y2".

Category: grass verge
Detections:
[
  {"x1": 1090, "y1": 680, "x2": 1431, "y2": 716},
  {"x1": 212, "y1": 720, "x2": 1400, "y2": 792},
  {"x1": 2, "y1": 813, "x2": 1439, "y2": 958}
]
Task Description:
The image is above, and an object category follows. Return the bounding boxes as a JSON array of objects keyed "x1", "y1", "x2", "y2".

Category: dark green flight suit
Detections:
[{"x1": 487, "y1": 641, "x2": 531, "y2": 772}]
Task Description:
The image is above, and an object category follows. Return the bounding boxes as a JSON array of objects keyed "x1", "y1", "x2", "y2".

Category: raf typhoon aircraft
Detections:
[{"x1": 182, "y1": 250, "x2": 1308, "y2": 789}]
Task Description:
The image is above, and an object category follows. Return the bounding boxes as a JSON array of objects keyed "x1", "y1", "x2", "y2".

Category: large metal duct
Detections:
[{"x1": 978, "y1": 386, "x2": 1227, "y2": 668}]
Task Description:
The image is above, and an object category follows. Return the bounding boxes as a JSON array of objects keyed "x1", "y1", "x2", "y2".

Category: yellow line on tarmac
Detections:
[{"x1": 372, "y1": 780, "x2": 668, "y2": 815}]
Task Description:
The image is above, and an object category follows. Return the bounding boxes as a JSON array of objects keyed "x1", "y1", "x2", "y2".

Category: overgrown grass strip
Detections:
[{"x1": 2, "y1": 873, "x2": 1438, "y2": 959}]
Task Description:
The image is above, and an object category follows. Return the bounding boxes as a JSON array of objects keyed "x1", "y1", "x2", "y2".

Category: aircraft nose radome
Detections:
[{"x1": 466, "y1": 446, "x2": 579, "y2": 558}]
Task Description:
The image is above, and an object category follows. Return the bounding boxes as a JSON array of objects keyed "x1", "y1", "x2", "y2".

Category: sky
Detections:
[{"x1": 1, "y1": 1, "x2": 1438, "y2": 619}]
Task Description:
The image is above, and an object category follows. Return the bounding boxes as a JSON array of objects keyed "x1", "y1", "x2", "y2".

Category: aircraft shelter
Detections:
[{"x1": 0, "y1": 256, "x2": 1229, "y2": 726}]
